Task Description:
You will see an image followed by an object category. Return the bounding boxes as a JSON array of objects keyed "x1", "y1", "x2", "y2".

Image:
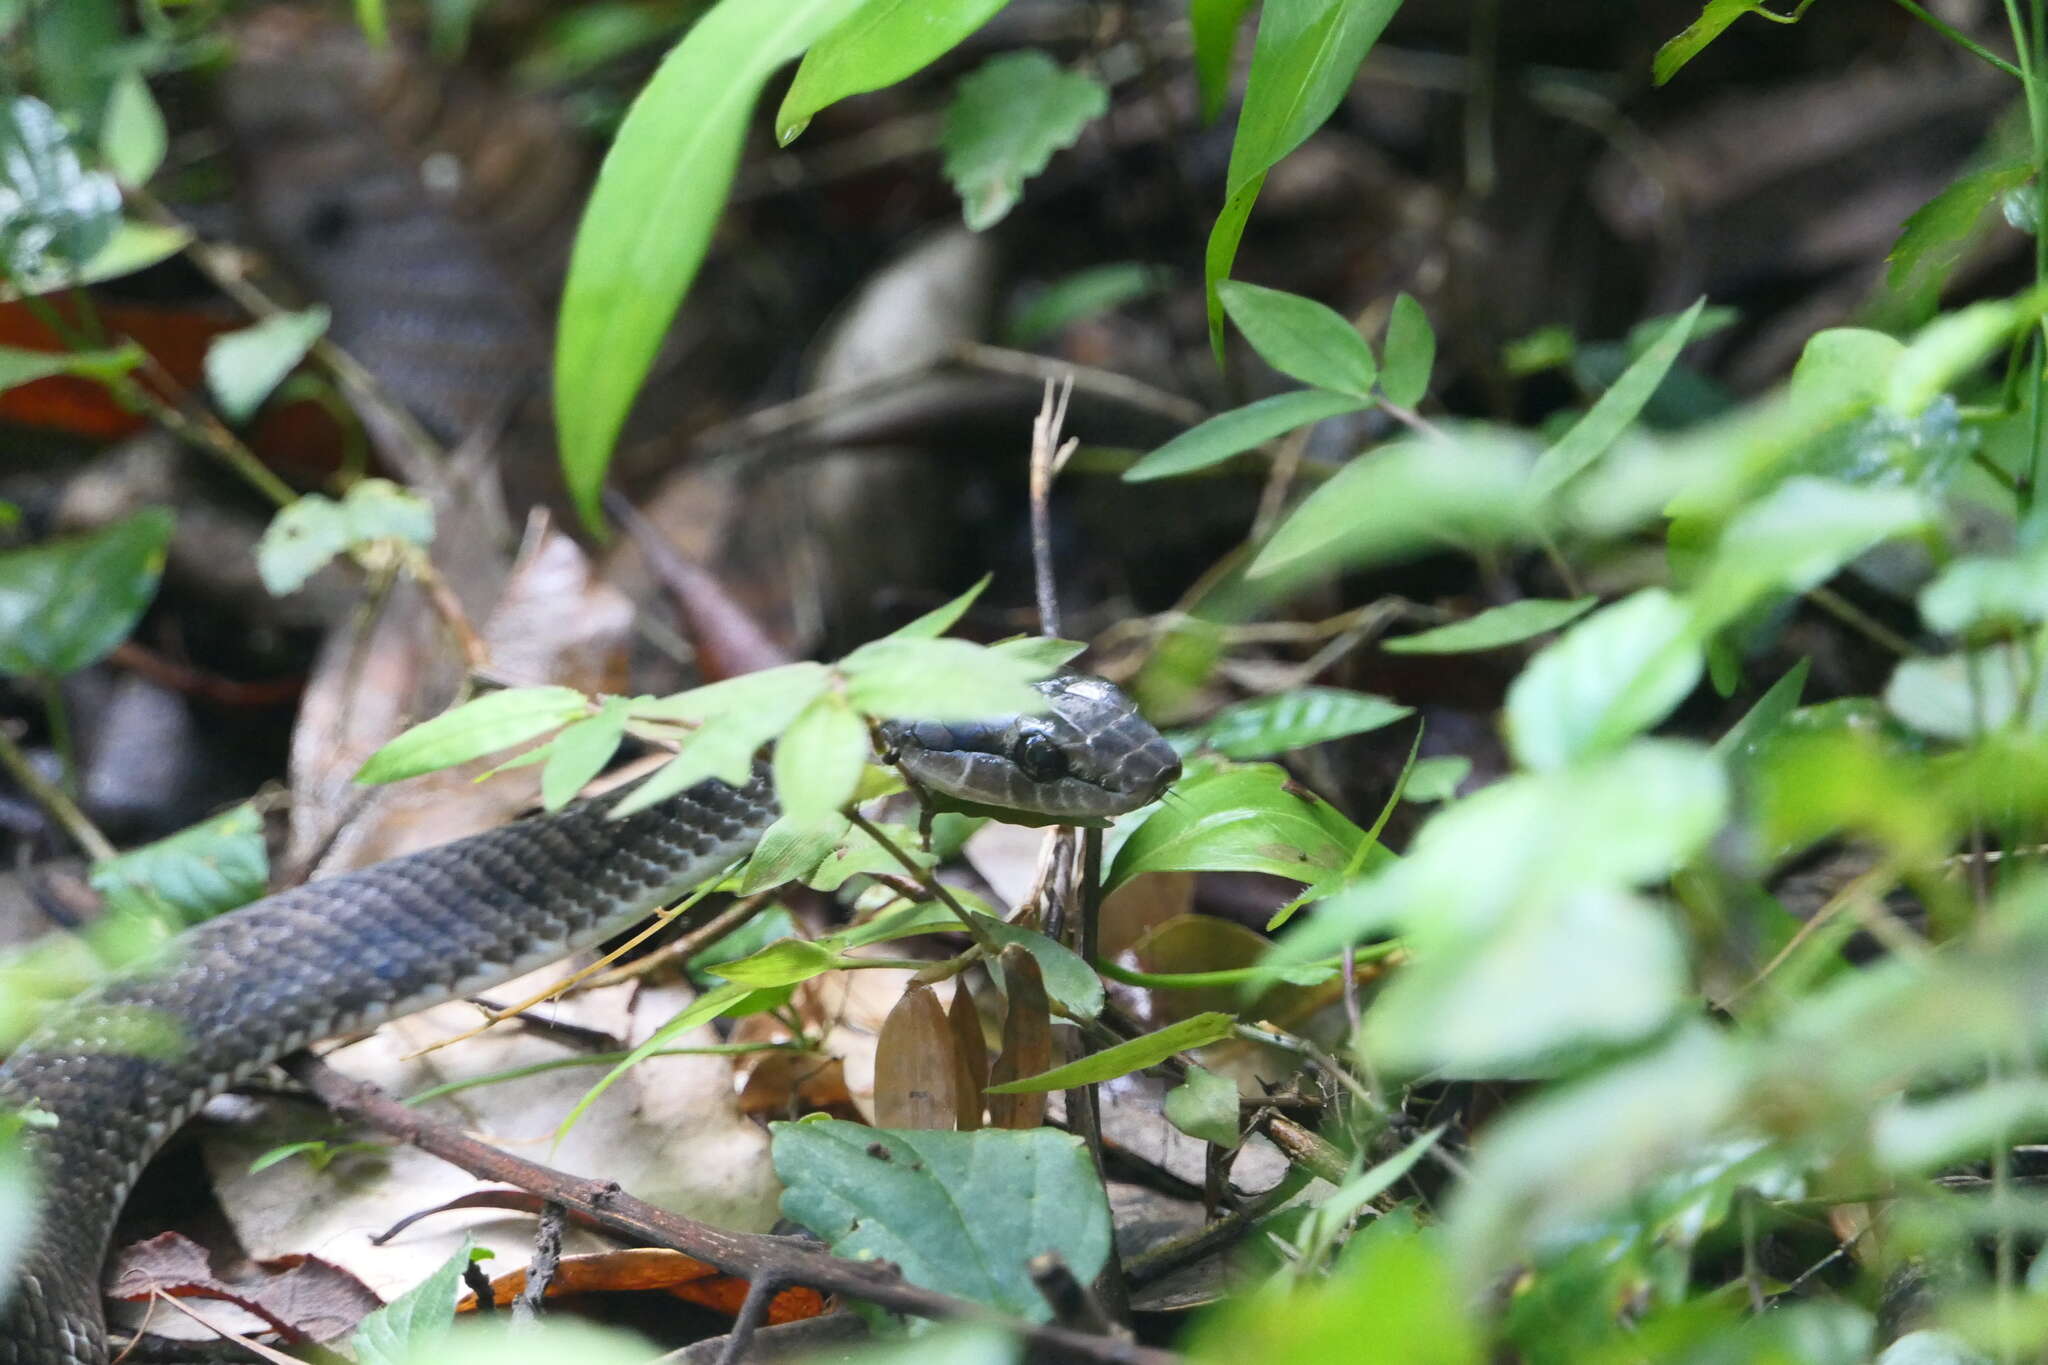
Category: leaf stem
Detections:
[
  {"x1": 0, "y1": 719, "x2": 115, "y2": 862},
  {"x1": 847, "y1": 809, "x2": 1000, "y2": 957}
]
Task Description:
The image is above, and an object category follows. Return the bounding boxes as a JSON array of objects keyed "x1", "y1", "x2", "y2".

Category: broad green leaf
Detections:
[
  {"x1": 1124, "y1": 388, "x2": 1370, "y2": 482},
  {"x1": 1204, "y1": 0, "x2": 1400, "y2": 359},
  {"x1": 256, "y1": 478, "x2": 434, "y2": 595},
  {"x1": 801, "y1": 818, "x2": 938, "y2": 892},
  {"x1": 1403, "y1": 755, "x2": 1468, "y2": 803},
  {"x1": 1505, "y1": 589, "x2": 1702, "y2": 772},
  {"x1": 1187, "y1": 1213, "x2": 1479, "y2": 1363},
  {"x1": 1529, "y1": 298, "x2": 1705, "y2": 499},
  {"x1": 1874, "y1": 1078, "x2": 2048, "y2": 1174},
  {"x1": 356, "y1": 687, "x2": 588, "y2": 784},
  {"x1": 886, "y1": 573, "x2": 990, "y2": 640},
  {"x1": 352, "y1": 1237, "x2": 475, "y2": 1365},
  {"x1": 1653, "y1": 0, "x2": 1815, "y2": 85},
  {"x1": 841, "y1": 637, "x2": 1048, "y2": 721},
  {"x1": 540, "y1": 700, "x2": 630, "y2": 810},
  {"x1": 1383, "y1": 598, "x2": 1597, "y2": 655},
  {"x1": 1164, "y1": 1063, "x2": 1240, "y2": 1147},
  {"x1": 28, "y1": 0, "x2": 119, "y2": 140},
  {"x1": 1791, "y1": 327, "x2": 1904, "y2": 411},
  {"x1": 1891, "y1": 294, "x2": 2048, "y2": 416},
  {"x1": 772, "y1": 694, "x2": 871, "y2": 822},
  {"x1": 0, "y1": 96, "x2": 120, "y2": 280},
  {"x1": 1184, "y1": 687, "x2": 1412, "y2": 759},
  {"x1": 1251, "y1": 428, "x2": 1538, "y2": 580},
  {"x1": 1889, "y1": 160, "x2": 2034, "y2": 308},
  {"x1": 775, "y1": 1121, "x2": 1112, "y2": 1321},
  {"x1": 100, "y1": 69, "x2": 166, "y2": 186},
  {"x1": 1690, "y1": 477, "x2": 1928, "y2": 629},
  {"x1": 708, "y1": 936, "x2": 840, "y2": 988},
  {"x1": 940, "y1": 51, "x2": 1107, "y2": 230},
  {"x1": 0, "y1": 508, "x2": 172, "y2": 678},
  {"x1": 1218, "y1": 280, "x2": 1376, "y2": 396},
  {"x1": 1884, "y1": 644, "x2": 2047, "y2": 741},
  {"x1": 1714, "y1": 658, "x2": 1810, "y2": 763},
  {"x1": 986, "y1": 634, "x2": 1087, "y2": 671},
  {"x1": 1364, "y1": 887, "x2": 1688, "y2": 1077},
  {"x1": 0, "y1": 220, "x2": 191, "y2": 301},
  {"x1": 0, "y1": 341, "x2": 142, "y2": 394},
  {"x1": 1006, "y1": 262, "x2": 1162, "y2": 346},
  {"x1": 1379, "y1": 292, "x2": 1435, "y2": 407},
  {"x1": 981, "y1": 918, "x2": 1103, "y2": 1019},
  {"x1": 556, "y1": 0, "x2": 864, "y2": 534},
  {"x1": 1921, "y1": 548, "x2": 2048, "y2": 634},
  {"x1": 778, "y1": 0, "x2": 1011, "y2": 143},
  {"x1": 737, "y1": 812, "x2": 851, "y2": 893},
  {"x1": 616, "y1": 663, "x2": 832, "y2": 815},
  {"x1": 1109, "y1": 760, "x2": 1380, "y2": 893},
  {"x1": 89, "y1": 803, "x2": 268, "y2": 929},
  {"x1": 987, "y1": 1012, "x2": 1233, "y2": 1093},
  {"x1": 205, "y1": 305, "x2": 330, "y2": 424},
  {"x1": 1190, "y1": 0, "x2": 1256, "y2": 123}
]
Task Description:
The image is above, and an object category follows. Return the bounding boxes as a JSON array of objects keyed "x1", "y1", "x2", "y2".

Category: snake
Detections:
[{"x1": 0, "y1": 672, "x2": 1182, "y2": 1364}]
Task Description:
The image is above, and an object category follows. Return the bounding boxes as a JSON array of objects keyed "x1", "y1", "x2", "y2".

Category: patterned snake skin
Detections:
[{"x1": 0, "y1": 674, "x2": 1181, "y2": 1364}]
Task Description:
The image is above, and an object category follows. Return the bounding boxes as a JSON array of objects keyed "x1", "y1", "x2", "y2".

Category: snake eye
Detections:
[{"x1": 1013, "y1": 731, "x2": 1067, "y2": 783}]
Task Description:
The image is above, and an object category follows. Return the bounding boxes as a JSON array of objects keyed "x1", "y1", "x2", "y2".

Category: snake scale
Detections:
[{"x1": 0, "y1": 673, "x2": 1180, "y2": 1364}]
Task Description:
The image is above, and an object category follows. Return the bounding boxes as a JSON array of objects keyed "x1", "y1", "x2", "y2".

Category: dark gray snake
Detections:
[{"x1": 0, "y1": 673, "x2": 1180, "y2": 1364}]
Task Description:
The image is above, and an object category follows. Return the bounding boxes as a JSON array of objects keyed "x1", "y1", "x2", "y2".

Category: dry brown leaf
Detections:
[
  {"x1": 106, "y1": 1231, "x2": 381, "y2": 1345},
  {"x1": 872, "y1": 984, "x2": 958, "y2": 1131},
  {"x1": 987, "y1": 946, "x2": 1051, "y2": 1131},
  {"x1": 457, "y1": 1248, "x2": 827, "y2": 1324},
  {"x1": 947, "y1": 982, "x2": 988, "y2": 1131}
]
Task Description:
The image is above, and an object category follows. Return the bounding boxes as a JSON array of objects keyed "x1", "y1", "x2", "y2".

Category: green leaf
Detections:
[
  {"x1": 356, "y1": 687, "x2": 589, "y2": 784},
  {"x1": 886, "y1": 573, "x2": 990, "y2": 640},
  {"x1": 89, "y1": 803, "x2": 268, "y2": 929},
  {"x1": 841, "y1": 637, "x2": 1049, "y2": 721},
  {"x1": 1690, "y1": 477, "x2": 1928, "y2": 629},
  {"x1": 100, "y1": 69, "x2": 166, "y2": 186},
  {"x1": 981, "y1": 918, "x2": 1104, "y2": 1019},
  {"x1": 1891, "y1": 295, "x2": 2047, "y2": 415},
  {"x1": 1383, "y1": 598, "x2": 1598, "y2": 655},
  {"x1": 1110, "y1": 760, "x2": 1380, "y2": 893},
  {"x1": 1529, "y1": 298, "x2": 1706, "y2": 499},
  {"x1": 1714, "y1": 658, "x2": 1810, "y2": 763},
  {"x1": 1204, "y1": 0, "x2": 1400, "y2": 360},
  {"x1": 0, "y1": 508, "x2": 172, "y2": 678},
  {"x1": 709, "y1": 936, "x2": 840, "y2": 988},
  {"x1": 1884, "y1": 644, "x2": 2048, "y2": 741},
  {"x1": 1185, "y1": 687, "x2": 1412, "y2": 759},
  {"x1": 616, "y1": 663, "x2": 832, "y2": 815},
  {"x1": 1365, "y1": 887, "x2": 1688, "y2": 1077},
  {"x1": 737, "y1": 813, "x2": 851, "y2": 893},
  {"x1": 1791, "y1": 327, "x2": 1904, "y2": 410},
  {"x1": 0, "y1": 340, "x2": 142, "y2": 394},
  {"x1": 0, "y1": 96, "x2": 121, "y2": 280},
  {"x1": 1124, "y1": 389, "x2": 1370, "y2": 482},
  {"x1": 205, "y1": 305, "x2": 330, "y2": 425},
  {"x1": 1006, "y1": 262, "x2": 1163, "y2": 346},
  {"x1": 556, "y1": 0, "x2": 864, "y2": 536},
  {"x1": 1250, "y1": 427, "x2": 1538, "y2": 580},
  {"x1": 1921, "y1": 548, "x2": 2048, "y2": 634},
  {"x1": 988, "y1": 1012, "x2": 1233, "y2": 1093},
  {"x1": 1653, "y1": 0, "x2": 1814, "y2": 85},
  {"x1": 1218, "y1": 280, "x2": 1376, "y2": 396},
  {"x1": 1403, "y1": 755, "x2": 1468, "y2": 803},
  {"x1": 1889, "y1": 161, "x2": 2035, "y2": 308},
  {"x1": 772, "y1": 694, "x2": 871, "y2": 822},
  {"x1": 777, "y1": 0, "x2": 1012, "y2": 143},
  {"x1": 986, "y1": 634, "x2": 1088, "y2": 672},
  {"x1": 420, "y1": 1320, "x2": 668, "y2": 1365},
  {"x1": 0, "y1": 220, "x2": 192, "y2": 301},
  {"x1": 353, "y1": 0, "x2": 389, "y2": 45},
  {"x1": 1379, "y1": 292, "x2": 1435, "y2": 407},
  {"x1": 1190, "y1": 0, "x2": 1255, "y2": 123},
  {"x1": 940, "y1": 51, "x2": 1107, "y2": 230},
  {"x1": 540, "y1": 700, "x2": 630, "y2": 810},
  {"x1": 1164, "y1": 1063, "x2": 1240, "y2": 1147},
  {"x1": 1505, "y1": 589, "x2": 1702, "y2": 772},
  {"x1": 256, "y1": 477, "x2": 434, "y2": 595},
  {"x1": 775, "y1": 1122, "x2": 1112, "y2": 1321},
  {"x1": 825, "y1": 1326, "x2": 1022, "y2": 1365},
  {"x1": 351, "y1": 1237, "x2": 475, "y2": 1365}
]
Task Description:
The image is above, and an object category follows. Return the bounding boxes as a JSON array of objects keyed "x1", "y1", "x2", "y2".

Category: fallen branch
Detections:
[{"x1": 285, "y1": 1054, "x2": 1180, "y2": 1364}]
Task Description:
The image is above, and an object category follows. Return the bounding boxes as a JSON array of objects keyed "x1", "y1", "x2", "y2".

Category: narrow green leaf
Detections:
[
  {"x1": 556, "y1": 0, "x2": 865, "y2": 535},
  {"x1": 1653, "y1": 0, "x2": 1815, "y2": 85},
  {"x1": 1189, "y1": 0, "x2": 1256, "y2": 123},
  {"x1": 1382, "y1": 598, "x2": 1598, "y2": 654},
  {"x1": 940, "y1": 52, "x2": 1107, "y2": 230},
  {"x1": 986, "y1": 1011, "x2": 1234, "y2": 1093},
  {"x1": 204, "y1": 306, "x2": 330, "y2": 425},
  {"x1": 0, "y1": 341, "x2": 141, "y2": 394},
  {"x1": 99, "y1": 69, "x2": 166, "y2": 186},
  {"x1": 540, "y1": 701, "x2": 630, "y2": 810},
  {"x1": 1006, "y1": 262, "x2": 1162, "y2": 346},
  {"x1": 986, "y1": 635, "x2": 1088, "y2": 671},
  {"x1": 558, "y1": 980, "x2": 775, "y2": 1143},
  {"x1": 773, "y1": 694, "x2": 871, "y2": 822},
  {"x1": 842, "y1": 637, "x2": 1048, "y2": 721},
  {"x1": 1403, "y1": 755, "x2": 1468, "y2": 802},
  {"x1": 1714, "y1": 658, "x2": 1810, "y2": 763},
  {"x1": 1379, "y1": 291, "x2": 1435, "y2": 407},
  {"x1": 0, "y1": 220, "x2": 191, "y2": 301},
  {"x1": 355, "y1": 687, "x2": 588, "y2": 784},
  {"x1": 0, "y1": 508, "x2": 172, "y2": 679},
  {"x1": 1164, "y1": 1063, "x2": 1241, "y2": 1147},
  {"x1": 709, "y1": 936, "x2": 840, "y2": 988},
  {"x1": 1204, "y1": 0, "x2": 1400, "y2": 359},
  {"x1": 1218, "y1": 280, "x2": 1376, "y2": 396},
  {"x1": 1187, "y1": 687, "x2": 1412, "y2": 759},
  {"x1": 1530, "y1": 297, "x2": 1705, "y2": 498},
  {"x1": 1889, "y1": 160, "x2": 2034, "y2": 307},
  {"x1": 778, "y1": 0, "x2": 1012, "y2": 143},
  {"x1": 1124, "y1": 388, "x2": 1370, "y2": 482},
  {"x1": 738, "y1": 813, "x2": 851, "y2": 894},
  {"x1": 887, "y1": 573, "x2": 991, "y2": 640}
]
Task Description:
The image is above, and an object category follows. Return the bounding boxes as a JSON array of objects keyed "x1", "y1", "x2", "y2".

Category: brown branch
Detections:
[{"x1": 284, "y1": 1054, "x2": 1180, "y2": 1365}]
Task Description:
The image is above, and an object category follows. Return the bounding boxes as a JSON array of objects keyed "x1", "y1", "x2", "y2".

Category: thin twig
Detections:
[
  {"x1": 0, "y1": 721, "x2": 116, "y2": 862},
  {"x1": 1029, "y1": 375, "x2": 1079, "y2": 637},
  {"x1": 848, "y1": 810, "x2": 1001, "y2": 957}
]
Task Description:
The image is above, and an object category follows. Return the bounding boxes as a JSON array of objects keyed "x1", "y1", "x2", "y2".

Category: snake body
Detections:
[{"x1": 0, "y1": 674, "x2": 1179, "y2": 1364}]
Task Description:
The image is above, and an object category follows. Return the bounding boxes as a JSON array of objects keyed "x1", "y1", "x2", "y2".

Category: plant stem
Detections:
[
  {"x1": 0, "y1": 720, "x2": 115, "y2": 862},
  {"x1": 39, "y1": 676, "x2": 76, "y2": 797},
  {"x1": 1893, "y1": 0, "x2": 2023, "y2": 77},
  {"x1": 847, "y1": 810, "x2": 1000, "y2": 957}
]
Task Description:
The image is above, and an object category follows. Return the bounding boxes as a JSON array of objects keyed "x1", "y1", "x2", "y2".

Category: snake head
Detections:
[{"x1": 878, "y1": 672, "x2": 1181, "y2": 823}]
